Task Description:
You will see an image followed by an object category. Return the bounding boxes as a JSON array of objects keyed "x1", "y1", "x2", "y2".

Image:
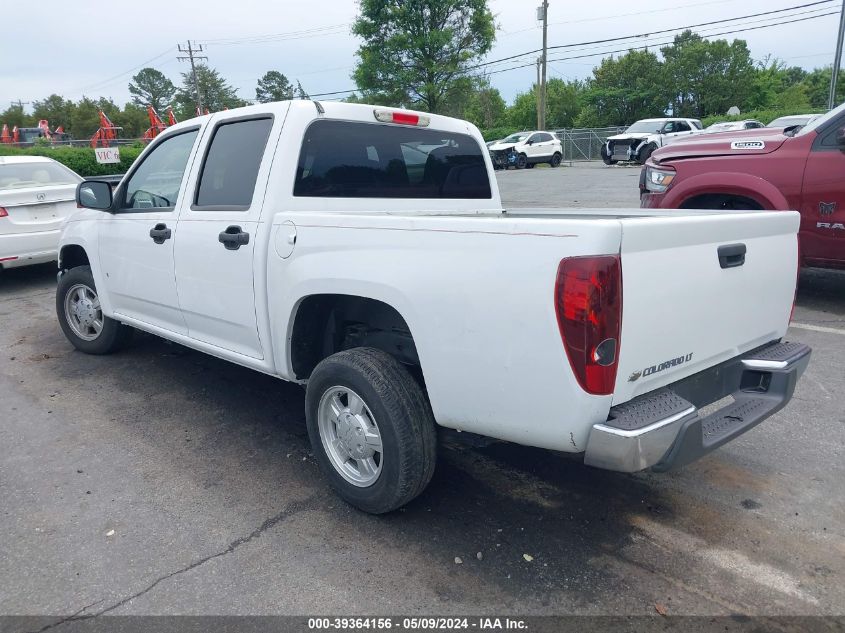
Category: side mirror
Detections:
[
  {"x1": 837, "y1": 126, "x2": 845, "y2": 146},
  {"x1": 77, "y1": 180, "x2": 113, "y2": 211}
]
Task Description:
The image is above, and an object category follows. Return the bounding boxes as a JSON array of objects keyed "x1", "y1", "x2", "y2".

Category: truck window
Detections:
[
  {"x1": 121, "y1": 129, "x2": 198, "y2": 211},
  {"x1": 294, "y1": 120, "x2": 491, "y2": 199},
  {"x1": 194, "y1": 117, "x2": 273, "y2": 209}
]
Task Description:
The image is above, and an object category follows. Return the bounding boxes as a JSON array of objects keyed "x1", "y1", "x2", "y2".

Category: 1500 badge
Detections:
[{"x1": 629, "y1": 352, "x2": 694, "y2": 382}]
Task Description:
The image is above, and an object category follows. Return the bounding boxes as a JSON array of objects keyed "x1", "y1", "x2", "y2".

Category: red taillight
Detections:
[
  {"x1": 0, "y1": 207, "x2": 8, "y2": 218},
  {"x1": 555, "y1": 255, "x2": 622, "y2": 395},
  {"x1": 373, "y1": 109, "x2": 431, "y2": 127}
]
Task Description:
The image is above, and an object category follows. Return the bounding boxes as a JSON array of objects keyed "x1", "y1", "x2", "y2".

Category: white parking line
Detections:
[{"x1": 790, "y1": 322, "x2": 845, "y2": 336}]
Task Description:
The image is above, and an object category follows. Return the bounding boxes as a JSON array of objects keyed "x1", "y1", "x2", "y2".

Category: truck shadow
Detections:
[
  {"x1": 35, "y1": 324, "x2": 760, "y2": 607},
  {"x1": 797, "y1": 267, "x2": 845, "y2": 316}
]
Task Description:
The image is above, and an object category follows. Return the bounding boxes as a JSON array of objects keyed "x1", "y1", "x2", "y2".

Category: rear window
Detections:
[
  {"x1": 294, "y1": 120, "x2": 491, "y2": 199},
  {"x1": 0, "y1": 161, "x2": 81, "y2": 189}
]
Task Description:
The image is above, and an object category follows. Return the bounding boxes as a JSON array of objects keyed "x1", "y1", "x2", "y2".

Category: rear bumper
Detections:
[
  {"x1": 0, "y1": 230, "x2": 60, "y2": 269},
  {"x1": 584, "y1": 341, "x2": 811, "y2": 473}
]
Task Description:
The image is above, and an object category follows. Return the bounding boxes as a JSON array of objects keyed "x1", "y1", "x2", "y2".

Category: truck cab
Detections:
[{"x1": 641, "y1": 103, "x2": 845, "y2": 270}]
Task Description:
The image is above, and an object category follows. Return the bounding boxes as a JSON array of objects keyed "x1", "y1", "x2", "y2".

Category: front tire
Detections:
[
  {"x1": 638, "y1": 143, "x2": 657, "y2": 164},
  {"x1": 56, "y1": 265, "x2": 133, "y2": 354},
  {"x1": 550, "y1": 152, "x2": 562, "y2": 167},
  {"x1": 600, "y1": 146, "x2": 617, "y2": 165},
  {"x1": 516, "y1": 153, "x2": 528, "y2": 169},
  {"x1": 305, "y1": 348, "x2": 437, "y2": 514}
]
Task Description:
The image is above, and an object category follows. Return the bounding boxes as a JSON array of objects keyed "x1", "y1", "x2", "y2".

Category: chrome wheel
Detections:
[
  {"x1": 317, "y1": 386, "x2": 383, "y2": 487},
  {"x1": 64, "y1": 283, "x2": 103, "y2": 341}
]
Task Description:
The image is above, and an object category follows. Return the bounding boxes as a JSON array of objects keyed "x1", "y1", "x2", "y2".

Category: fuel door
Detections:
[{"x1": 274, "y1": 220, "x2": 297, "y2": 259}]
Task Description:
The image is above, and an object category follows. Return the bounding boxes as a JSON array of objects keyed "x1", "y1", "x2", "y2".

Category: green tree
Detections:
[
  {"x1": 256, "y1": 71, "x2": 294, "y2": 103},
  {"x1": 582, "y1": 49, "x2": 669, "y2": 126},
  {"x1": 0, "y1": 104, "x2": 33, "y2": 129},
  {"x1": 128, "y1": 68, "x2": 176, "y2": 112},
  {"x1": 661, "y1": 31, "x2": 756, "y2": 117},
  {"x1": 801, "y1": 66, "x2": 843, "y2": 109},
  {"x1": 31, "y1": 95, "x2": 74, "y2": 130},
  {"x1": 352, "y1": 0, "x2": 496, "y2": 113},
  {"x1": 463, "y1": 79, "x2": 506, "y2": 129},
  {"x1": 174, "y1": 65, "x2": 246, "y2": 119}
]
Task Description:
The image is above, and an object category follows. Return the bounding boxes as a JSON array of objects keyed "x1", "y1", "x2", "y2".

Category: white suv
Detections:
[
  {"x1": 602, "y1": 118, "x2": 703, "y2": 165},
  {"x1": 488, "y1": 131, "x2": 563, "y2": 169}
]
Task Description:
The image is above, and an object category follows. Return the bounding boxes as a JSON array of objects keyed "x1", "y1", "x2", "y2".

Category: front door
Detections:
[
  {"x1": 98, "y1": 128, "x2": 201, "y2": 334},
  {"x1": 801, "y1": 120, "x2": 845, "y2": 267},
  {"x1": 174, "y1": 114, "x2": 279, "y2": 359}
]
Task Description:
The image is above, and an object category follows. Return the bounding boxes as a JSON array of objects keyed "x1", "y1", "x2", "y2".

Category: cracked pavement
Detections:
[{"x1": 1, "y1": 166, "x2": 843, "y2": 619}]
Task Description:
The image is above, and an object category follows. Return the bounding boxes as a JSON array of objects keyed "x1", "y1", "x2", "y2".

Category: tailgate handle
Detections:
[{"x1": 718, "y1": 243, "x2": 746, "y2": 269}]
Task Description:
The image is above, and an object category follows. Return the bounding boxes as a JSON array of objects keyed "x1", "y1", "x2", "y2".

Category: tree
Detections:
[
  {"x1": 352, "y1": 0, "x2": 495, "y2": 113},
  {"x1": 173, "y1": 65, "x2": 246, "y2": 119},
  {"x1": 256, "y1": 71, "x2": 294, "y2": 103},
  {"x1": 661, "y1": 31, "x2": 755, "y2": 117},
  {"x1": 463, "y1": 79, "x2": 506, "y2": 129},
  {"x1": 31, "y1": 95, "x2": 74, "y2": 130},
  {"x1": 582, "y1": 49, "x2": 670, "y2": 126},
  {"x1": 128, "y1": 68, "x2": 176, "y2": 112},
  {"x1": 294, "y1": 80, "x2": 310, "y2": 100},
  {"x1": 0, "y1": 104, "x2": 32, "y2": 129}
]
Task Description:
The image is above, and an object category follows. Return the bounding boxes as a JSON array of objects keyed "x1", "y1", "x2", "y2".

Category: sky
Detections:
[{"x1": 0, "y1": 0, "x2": 841, "y2": 111}]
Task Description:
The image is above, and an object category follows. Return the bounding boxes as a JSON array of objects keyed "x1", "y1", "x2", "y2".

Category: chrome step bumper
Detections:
[{"x1": 584, "y1": 341, "x2": 811, "y2": 473}]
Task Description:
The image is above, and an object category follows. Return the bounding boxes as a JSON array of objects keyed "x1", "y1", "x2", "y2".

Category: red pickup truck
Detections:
[{"x1": 640, "y1": 104, "x2": 844, "y2": 269}]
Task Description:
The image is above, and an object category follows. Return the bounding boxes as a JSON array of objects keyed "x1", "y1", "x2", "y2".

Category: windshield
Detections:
[
  {"x1": 706, "y1": 123, "x2": 736, "y2": 132},
  {"x1": 796, "y1": 103, "x2": 843, "y2": 137},
  {"x1": 624, "y1": 120, "x2": 663, "y2": 134},
  {"x1": 501, "y1": 133, "x2": 529, "y2": 143},
  {"x1": 0, "y1": 161, "x2": 82, "y2": 189},
  {"x1": 767, "y1": 115, "x2": 814, "y2": 128}
]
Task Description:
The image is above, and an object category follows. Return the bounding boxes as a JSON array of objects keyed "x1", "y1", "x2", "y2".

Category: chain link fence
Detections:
[{"x1": 551, "y1": 126, "x2": 627, "y2": 163}]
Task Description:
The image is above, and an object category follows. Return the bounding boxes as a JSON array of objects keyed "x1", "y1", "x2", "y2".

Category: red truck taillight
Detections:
[
  {"x1": 555, "y1": 255, "x2": 622, "y2": 395},
  {"x1": 0, "y1": 207, "x2": 8, "y2": 218}
]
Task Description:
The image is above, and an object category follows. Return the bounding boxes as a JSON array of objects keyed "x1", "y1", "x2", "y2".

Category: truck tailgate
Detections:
[{"x1": 613, "y1": 210, "x2": 799, "y2": 404}]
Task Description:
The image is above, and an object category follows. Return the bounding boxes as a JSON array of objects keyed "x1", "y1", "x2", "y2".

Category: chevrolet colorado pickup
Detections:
[
  {"x1": 641, "y1": 103, "x2": 845, "y2": 270},
  {"x1": 58, "y1": 101, "x2": 810, "y2": 513}
]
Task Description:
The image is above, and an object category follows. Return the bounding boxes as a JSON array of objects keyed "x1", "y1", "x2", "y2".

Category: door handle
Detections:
[
  {"x1": 218, "y1": 225, "x2": 250, "y2": 250},
  {"x1": 149, "y1": 223, "x2": 171, "y2": 244},
  {"x1": 718, "y1": 243, "x2": 746, "y2": 269}
]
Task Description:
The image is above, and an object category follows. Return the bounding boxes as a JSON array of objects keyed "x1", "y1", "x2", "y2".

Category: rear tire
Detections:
[
  {"x1": 305, "y1": 348, "x2": 437, "y2": 514},
  {"x1": 56, "y1": 265, "x2": 134, "y2": 355}
]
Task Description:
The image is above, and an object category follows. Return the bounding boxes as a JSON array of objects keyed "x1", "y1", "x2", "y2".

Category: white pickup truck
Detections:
[{"x1": 59, "y1": 101, "x2": 810, "y2": 514}]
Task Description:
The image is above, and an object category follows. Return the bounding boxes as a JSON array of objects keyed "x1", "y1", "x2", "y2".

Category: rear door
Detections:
[
  {"x1": 800, "y1": 119, "x2": 845, "y2": 266},
  {"x1": 173, "y1": 111, "x2": 282, "y2": 359},
  {"x1": 612, "y1": 210, "x2": 799, "y2": 404},
  {"x1": 98, "y1": 127, "x2": 201, "y2": 334}
]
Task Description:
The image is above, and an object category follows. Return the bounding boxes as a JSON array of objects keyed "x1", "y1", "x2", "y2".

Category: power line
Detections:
[
  {"x1": 483, "y1": 9, "x2": 840, "y2": 77},
  {"x1": 469, "y1": 0, "x2": 838, "y2": 72},
  {"x1": 201, "y1": 23, "x2": 349, "y2": 47},
  {"x1": 75, "y1": 48, "x2": 174, "y2": 95}
]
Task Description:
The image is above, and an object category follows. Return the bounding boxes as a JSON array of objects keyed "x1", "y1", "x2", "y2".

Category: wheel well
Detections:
[
  {"x1": 59, "y1": 245, "x2": 90, "y2": 271},
  {"x1": 679, "y1": 193, "x2": 764, "y2": 211},
  {"x1": 290, "y1": 295, "x2": 419, "y2": 380}
]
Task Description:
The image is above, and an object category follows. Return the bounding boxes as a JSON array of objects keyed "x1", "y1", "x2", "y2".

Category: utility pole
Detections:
[
  {"x1": 540, "y1": 0, "x2": 549, "y2": 130},
  {"x1": 536, "y1": 58, "x2": 542, "y2": 130},
  {"x1": 829, "y1": 1, "x2": 845, "y2": 110},
  {"x1": 11, "y1": 99, "x2": 30, "y2": 111},
  {"x1": 177, "y1": 41, "x2": 208, "y2": 114}
]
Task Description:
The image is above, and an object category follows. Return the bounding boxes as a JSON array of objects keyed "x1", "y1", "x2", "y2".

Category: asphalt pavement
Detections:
[{"x1": 1, "y1": 164, "x2": 843, "y2": 623}]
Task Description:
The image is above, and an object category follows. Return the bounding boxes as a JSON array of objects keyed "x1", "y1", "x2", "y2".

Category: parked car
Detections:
[
  {"x1": 640, "y1": 102, "x2": 845, "y2": 269},
  {"x1": 602, "y1": 118, "x2": 703, "y2": 165},
  {"x1": 0, "y1": 156, "x2": 83, "y2": 270},
  {"x1": 704, "y1": 120, "x2": 765, "y2": 133},
  {"x1": 488, "y1": 131, "x2": 562, "y2": 169},
  {"x1": 60, "y1": 101, "x2": 809, "y2": 513},
  {"x1": 767, "y1": 114, "x2": 821, "y2": 129}
]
